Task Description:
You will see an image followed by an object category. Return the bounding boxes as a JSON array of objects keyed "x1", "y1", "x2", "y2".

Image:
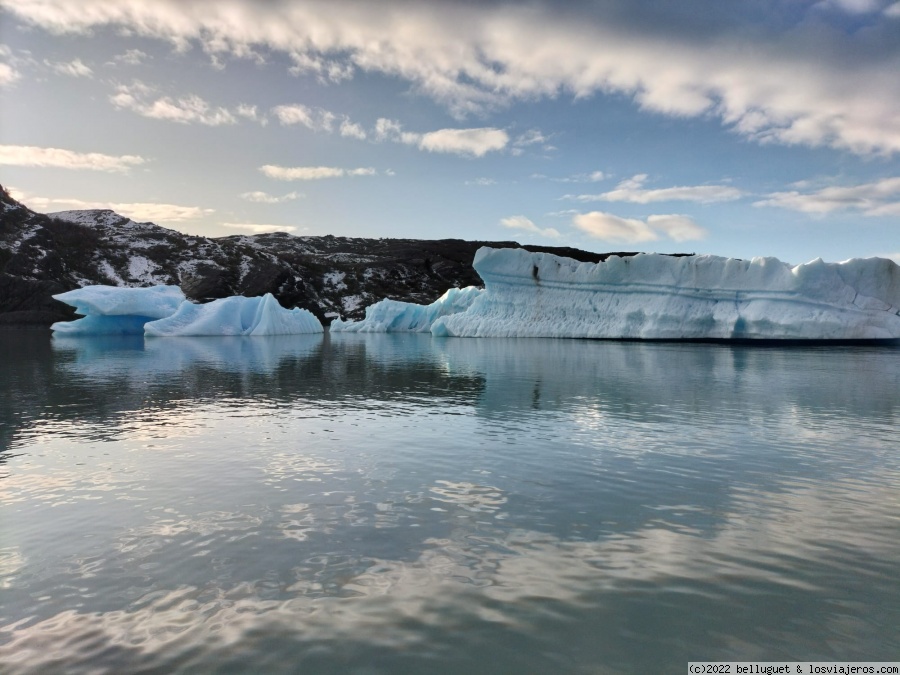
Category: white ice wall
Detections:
[{"x1": 430, "y1": 248, "x2": 900, "y2": 340}]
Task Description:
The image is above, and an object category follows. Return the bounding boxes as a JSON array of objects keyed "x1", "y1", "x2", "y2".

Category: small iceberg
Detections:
[
  {"x1": 145, "y1": 293, "x2": 323, "y2": 336},
  {"x1": 51, "y1": 285, "x2": 185, "y2": 335},
  {"x1": 330, "y1": 286, "x2": 482, "y2": 333},
  {"x1": 51, "y1": 285, "x2": 322, "y2": 336}
]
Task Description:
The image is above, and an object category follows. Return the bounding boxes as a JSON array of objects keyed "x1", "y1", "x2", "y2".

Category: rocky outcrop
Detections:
[{"x1": 0, "y1": 184, "x2": 661, "y2": 326}]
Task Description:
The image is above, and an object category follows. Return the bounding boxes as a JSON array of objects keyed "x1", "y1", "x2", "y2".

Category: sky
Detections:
[{"x1": 0, "y1": 0, "x2": 899, "y2": 265}]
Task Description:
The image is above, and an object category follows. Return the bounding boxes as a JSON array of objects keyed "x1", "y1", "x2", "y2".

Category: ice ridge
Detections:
[
  {"x1": 330, "y1": 286, "x2": 482, "y2": 333},
  {"x1": 144, "y1": 293, "x2": 323, "y2": 336}
]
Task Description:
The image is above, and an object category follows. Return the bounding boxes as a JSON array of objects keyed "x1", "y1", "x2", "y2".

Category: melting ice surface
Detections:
[
  {"x1": 144, "y1": 293, "x2": 322, "y2": 336},
  {"x1": 426, "y1": 248, "x2": 900, "y2": 340},
  {"x1": 50, "y1": 285, "x2": 322, "y2": 336},
  {"x1": 330, "y1": 286, "x2": 482, "y2": 333}
]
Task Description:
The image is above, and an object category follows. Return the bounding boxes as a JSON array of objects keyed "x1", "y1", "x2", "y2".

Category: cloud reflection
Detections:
[{"x1": 2, "y1": 476, "x2": 898, "y2": 673}]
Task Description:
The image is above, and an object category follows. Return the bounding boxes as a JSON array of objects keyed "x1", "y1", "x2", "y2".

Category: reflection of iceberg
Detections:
[
  {"x1": 145, "y1": 293, "x2": 322, "y2": 336},
  {"x1": 430, "y1": 336, "x2": 900, "y2": 424},
  {"x1": 51, "y1": 285, "x2": 185, "y2": 335},
  {"x1": 142, "y1": 335, "x2": 324, "y2": 371},
  {"x1": 430, "y1": 248, "x2": 900, "y2": 340},
  {"x1": 330, "y1": 286, "x2": 482, "y2": 333},
  {"x1": 52, "y1": 334, "x2": 325, "y2": 380}
]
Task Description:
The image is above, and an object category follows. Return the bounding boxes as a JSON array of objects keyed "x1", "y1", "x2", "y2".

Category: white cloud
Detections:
[
  {"x1": 110, "y1": 82, "x2": 237, "y2": 126},
  {"x1": 544, "y1": 208, "x2": 580, "y2": 218},
  {"x1": 645, "y1": 214, "x2": 709, "y2": 242},
  {"x1": 114, "y1": 49, "x2": 149, "y2": 66},
  {"x1": 259, "y1": 165, "x2": 377, "y2": 180},
  {"x1": 372, "y1": 118, "x2": 507, "y2": 156},
  {"x1": 465, "y1": 177, "x2": 496, "y2": 186},
  {"x1": 26, "y1": 196, "x2": 212, "y2": 222},
  {"x1": 272, "y1": 104, "x2": 335, "y2": 131},
  {"x1": 573, "y1": 212, "x2": 658, "y2": 243},
  {"x1": 572, "y1": 211, "x2": 707, "y2": 243},
  {"x1": 373, "y1": 118, "x2": 421, "y2": 145},
  {"x1": 814, "y1": 0, "x2": 882, "y2": 13},
  {"x1": 866, "y1": 202, "x2": 900, "y2": 217},
  {"x1": 106, "y1": 202, "x2": 213, "y2": 223},
  {"x1": 539, "y1": 171, "x2": 607, "y2": 184},
  {"x1": 239, "y1": 190, "x2": 301, "y2": 203},
  {"x1": 0, "y1": 144, "x2": 145, "y2": 172},
  {"x1": 500, "y1": 215, "x2": 560, "y2": 239},
  {"x1": 6, "y1": 1, "x2": 900, "y2": 153},
  {"x1": 221, "y1": 222, "x2": 298, "y2": 234},
  {"x1": 235, "y1": 104, "x2": 266, "y2": 125},
  {"x1": 754, "y1": 177, "x2": 900, "y2": 216},
  {"x1": 339, "y1": 118, "x2": 366, "y2": 139},
  {"x1": 513, "y1": 129, "x2": 550, "y2": 147},
  {"x1": 419, "y1": 128, "x2": 509, "y2": 157},
  {"x1": 288, "y1": 51, "x2": 354, "y2": 83},
  {"x1": 0, "y1": 62, "x2": 20, "y2": 86},
  {"x1": 886, "y1": 1, "x2": 900, "y2": 17},
  {"x1": 511, "y1": 129, "x2": 554, "y2": 156},
  {"x1": 46, "y1": 57, "x2": 91, "y2": 77},
  {"x1": 572, "y1": 174, "x2": 744, "y2": 204}
]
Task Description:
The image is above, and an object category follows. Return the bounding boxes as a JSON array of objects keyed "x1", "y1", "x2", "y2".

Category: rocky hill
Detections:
[{"x1": 0, "y1": 184, "x2": 637, "y2": 326}]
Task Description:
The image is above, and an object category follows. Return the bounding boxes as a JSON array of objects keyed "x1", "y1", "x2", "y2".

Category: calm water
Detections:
[{"x1": 1, "y1": 329, "x2": 898, "y2": 674}]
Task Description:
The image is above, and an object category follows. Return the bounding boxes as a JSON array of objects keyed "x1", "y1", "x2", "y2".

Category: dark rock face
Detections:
[{"x1": 0, "y1": 184, "x2": 678, "y2": 326}]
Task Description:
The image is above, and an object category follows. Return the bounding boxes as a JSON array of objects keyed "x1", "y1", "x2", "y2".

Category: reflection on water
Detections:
[{"x1": 0, "y1": 330, "x2": 898, "y2": 674}]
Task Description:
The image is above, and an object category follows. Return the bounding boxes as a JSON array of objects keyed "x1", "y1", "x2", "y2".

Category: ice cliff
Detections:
[
  {"x1": 422, "y1": 248, "x2": 900, "y2": 340},
  {"x1": 330, "y1": 286, "x2": 482, "y2": 333},
  {"x1": 50, "y1": 285, "x2": 323, "y2": 336}
]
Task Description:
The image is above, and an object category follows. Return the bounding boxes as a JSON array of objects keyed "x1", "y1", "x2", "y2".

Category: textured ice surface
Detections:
[
  {"x1": 430, "y1": 248, "x2": 900, "y2": 340},
  {"x1": 145, "y1": 293, "x2": 323, "y2": 336},
  {"x1": 330, "y1": 286, "x2": 483, "y2": 333},
  {"x1": 53, "y1": 285, "x2": 185, "y2": 319},
  {"x1": 51, "y1": 285, "x2": 186, "y2": 335}
]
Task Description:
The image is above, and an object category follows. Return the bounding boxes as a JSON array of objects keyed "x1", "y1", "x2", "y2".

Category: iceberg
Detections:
[
  {"x1": 144, "y1": 293, "x2": 323, "y2": 336},
  {"x1": 430, "y1": 248, "x2": 900, "y2": 340},
  {"x1": 52, "y1": 285, "x2": 322, "y2": 337},
  {"x1": 51, "y1": 285, "x2": 185, "y2": 335},
  {"x1": 330, "y1": 286, "x2": 482, "y2": 333}
]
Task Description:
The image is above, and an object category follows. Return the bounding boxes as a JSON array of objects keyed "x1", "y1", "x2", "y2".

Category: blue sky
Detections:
[{"x1": 1, "y1": 0, "x2": 898, "y2": 265}]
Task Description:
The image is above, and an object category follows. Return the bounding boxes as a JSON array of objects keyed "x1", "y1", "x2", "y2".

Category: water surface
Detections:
[{"x1": 1, "y1": 330, "x2": 898, "y2": 673}]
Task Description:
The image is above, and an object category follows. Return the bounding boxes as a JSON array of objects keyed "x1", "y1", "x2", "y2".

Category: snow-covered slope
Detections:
[
  {"x1": 331, "y1": 286, "x2": 482, "y2": 332},
  {"x1": 429, "y1": 247, "x2": 900, "y2": 340}
]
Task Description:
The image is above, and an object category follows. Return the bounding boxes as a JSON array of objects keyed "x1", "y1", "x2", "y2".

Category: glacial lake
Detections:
[{"x1": 1, "y1": 329, "x2": 898, "y2": 674}]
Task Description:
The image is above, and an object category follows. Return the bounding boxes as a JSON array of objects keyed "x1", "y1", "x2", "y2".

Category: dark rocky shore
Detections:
[{"x1": 0, "y1": 184, "x2": 648, "y2": 326}]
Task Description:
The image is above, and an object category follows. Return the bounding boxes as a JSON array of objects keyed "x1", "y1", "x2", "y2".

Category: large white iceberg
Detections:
[
  {"x1": 429, "y1": 248, "x2": 900, "y2": 340},
  {"x1": 144, "y1": 293, "x2": 323, "y2": 336},
  {"x1": 330, "y1": 286, "x2": 482, "y2": 333},
  {"x1": 51, "y1": 285, "x2": 185, "y2": 335}
]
